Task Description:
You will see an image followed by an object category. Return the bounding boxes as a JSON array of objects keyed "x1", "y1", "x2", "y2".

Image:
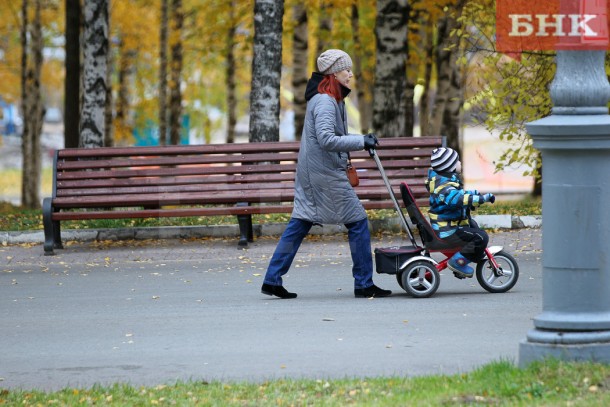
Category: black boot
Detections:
[
  {"x1": 261, "y1": 283, "x2": 297, "y2": 299},
  {"x1": 354, "y1": 284, "x2": 392, "y2": 298}
]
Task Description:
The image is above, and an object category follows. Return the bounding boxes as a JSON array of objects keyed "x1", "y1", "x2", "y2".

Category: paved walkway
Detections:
[{"x1": 0, "y1": 229, "x2": 542, "y2": 391}]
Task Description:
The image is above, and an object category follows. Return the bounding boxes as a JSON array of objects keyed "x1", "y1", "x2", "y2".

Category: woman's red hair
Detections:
[{"x1": 317, "y1": 75, "x2": 344, "y2": 102}]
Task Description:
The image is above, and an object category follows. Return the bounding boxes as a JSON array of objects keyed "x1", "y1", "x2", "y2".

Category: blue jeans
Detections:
[{"x1": 263, "y1": 217, "x2": 375, "y2": 289}]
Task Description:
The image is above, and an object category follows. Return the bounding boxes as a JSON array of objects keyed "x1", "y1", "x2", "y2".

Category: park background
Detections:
[{"x1": 0, "y1": 0, "x2": 543, "y2": 208}]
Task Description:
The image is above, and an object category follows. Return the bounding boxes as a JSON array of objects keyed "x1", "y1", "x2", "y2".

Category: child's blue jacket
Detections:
[{"x1": 426, "y1": 169, "x2": 484, "y2": 238}]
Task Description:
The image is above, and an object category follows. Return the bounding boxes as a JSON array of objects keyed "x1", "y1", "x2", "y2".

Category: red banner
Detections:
[{"x1": 496, "y1": 0, "x2": 609, "y2": 51}]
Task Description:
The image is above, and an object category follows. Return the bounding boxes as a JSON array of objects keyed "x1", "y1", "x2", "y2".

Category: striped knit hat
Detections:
[{"x1": 431, "y1": 147, "x2": 459, "y2": 172}]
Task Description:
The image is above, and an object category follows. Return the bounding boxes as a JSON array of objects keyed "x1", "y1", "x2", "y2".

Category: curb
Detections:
[{"x1": 0, "y1": 215, "x2": 541, "y2": 246}]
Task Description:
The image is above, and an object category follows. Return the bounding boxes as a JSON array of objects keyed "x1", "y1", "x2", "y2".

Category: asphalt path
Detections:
[{"x1": 0, "y1": 229, "x2": 542, "y2": 391}]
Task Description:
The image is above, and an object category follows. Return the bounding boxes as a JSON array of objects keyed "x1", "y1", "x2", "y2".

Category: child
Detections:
[{"x1": 426, "y1": 147, "x2": 495, "y2": 277}]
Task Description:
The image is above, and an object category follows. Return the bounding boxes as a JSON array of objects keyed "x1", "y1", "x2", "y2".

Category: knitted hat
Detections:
[
  {"x1": 431, "y1": 147, "x2": 459, "y2": 172},
  {"x1": 317, "y1": 49, "x2": 353, "y2": 75}
]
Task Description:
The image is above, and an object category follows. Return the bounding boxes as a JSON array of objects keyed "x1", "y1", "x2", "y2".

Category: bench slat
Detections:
[
  {"x1": 54, "y1": 176, "x2": 427, "y2": 198},
  {"x1": 55, "y1": 159, "x2": 428, "y2": 182},
  {"x1": 54, "y1": 168, "x2": 428, "y2": 190},
  {"x1": 55, "y1": 147, "x2": 432, "y2": 171},
  {"x1": 56, "y1": 152, "x2": 300, "y2": 170},
  {"x1": 49, "y1": 198, "x2": 429, "y2": 222},
  {"x1": 51, "y1": 185, "x2": 429, "y2": 209},
  {"x1": 54, "y1": 137, "x2": 443, "y2": 158}
]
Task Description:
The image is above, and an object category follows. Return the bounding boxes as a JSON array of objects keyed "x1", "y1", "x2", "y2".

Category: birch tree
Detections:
[
  {"x1": 80, "y1": 0, "x2": 109, "y2": 148},
  {"x1": 104, "y1": 34, "x2": 113, "y2": 147},
  {"x1": 20, "y1": 0, "x2": 44, "y2": 209},
  {"x1": 419, "y1": 15, "x2": 434, "y2": 137},
  {"x1": 158, "y1": 0, "x2": 169, "y2": 145},
  {"x1": 226, "y1": 0, "x2": 237, "y2": 143},
  {"x1": 168, "y1": 0, "x2": 183, "y2": 145},
  {"x1": 372, "y1": 0, "x2": 408, "y2": 138},
  {"x1": 351, "y1": 2, "x2": 373, "y2": 134},
  {"x1": 350, "y1": 0, "x2": 377, "y2": 133},
  {"x1": 291, "y1": 2, "x2": 307, "y2": 139},
  {"x1": 429, "y1": 0, "x2": 466, "y2": 152},
  {"x1": 249, "y1": 0, "x2": 284, "y2": 142}
]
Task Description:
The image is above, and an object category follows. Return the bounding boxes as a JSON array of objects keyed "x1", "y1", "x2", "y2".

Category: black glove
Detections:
[{"x1": 363, "y1": 134, "x2": 379, "y2": 151}]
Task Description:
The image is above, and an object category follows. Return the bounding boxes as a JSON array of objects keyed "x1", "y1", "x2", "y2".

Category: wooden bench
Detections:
[{"x1": 42, "y1": 136, "x2": 444, "y2": 255}]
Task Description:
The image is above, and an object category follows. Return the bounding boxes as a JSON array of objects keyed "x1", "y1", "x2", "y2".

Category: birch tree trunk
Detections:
[
  {"x1": 116, "y1": 42, "x2": 137, "y2": 144},
  {"x1": 226, "y1": 0, "x2": 237, "y2": 144},
  {"x1": 291, "y1": 3, "x2": 308, "y2": 139},
  {"x1": 429, "y1": 0, "x2": 465, "y2": 151},
  {"x1": 158, "y1": 0, "x2": 169, "y2": 145},
  {"x1": 249, "y1": 0, "x2": 284, "y2": 142},
  {"x1": 21, "y1": 0, "x2": 44, "y2": 209},
  {"x1": 351, "y1": 3, "x2": 373, "y2": 134},
  {"x1": 373, "y1": 0, "x2": 408, "y2": 138},
  {"x1": 20, "y1": 0, "x2": 29, "y2": 195},
  {"x1": 169, "y1": 0, "x2": 183, "y2": 145},
  {"x1": 403, "y1": 2, "x2": 418, "y2": 137},
  {"x1": 104, "y1": 31, "x2": 113, "y2": 147},
  {"x1": 80, "y1": 0, "x2": 109, "y2": 148},
  {"x1": 64, "y1": 0, "x2": 81, "y2": 148},
  {"x1": 419, "y1": 18, "x2": 434, "y2": 137},
  {"x1": 441, "y1": 62, "x2": 464, "y2": 152}
]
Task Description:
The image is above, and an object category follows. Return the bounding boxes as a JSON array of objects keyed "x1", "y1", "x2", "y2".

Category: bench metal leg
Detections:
[
  {"x1": 42, "y1": 198, "x2": 57, "y2": 255},
  {"x1": 237, "y1": 214, "x2": 253, "y2": 247},
  {"x1": 235, "y1": 202, "x2": 254, "y2": 247},
  {"x1": 54, "y1": 219, "x2": 63, "y2": 250},
  {"x1": 42, "y1": 198, "x2": 63, "y2": 256}
]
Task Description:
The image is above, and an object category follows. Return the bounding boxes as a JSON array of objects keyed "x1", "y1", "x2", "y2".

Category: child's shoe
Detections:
[{"x1": 447, "y1": 252, "x2": 474, "y2": 277}]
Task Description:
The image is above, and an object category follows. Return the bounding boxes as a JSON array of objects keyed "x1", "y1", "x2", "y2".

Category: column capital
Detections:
[{"x1": 550, "y1": 51, "x2": 610, "y2": 114}]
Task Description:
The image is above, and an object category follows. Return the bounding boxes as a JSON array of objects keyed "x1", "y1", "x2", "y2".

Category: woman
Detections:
[{"x1": 261, "y1": 49, "x2": 391, "y2": 299}]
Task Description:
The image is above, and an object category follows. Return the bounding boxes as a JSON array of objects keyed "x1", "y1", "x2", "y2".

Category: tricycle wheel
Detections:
[
  {"x1": 400, "y1": 260, "x2": 440, "y2": 298},
  {"x1": 476, "y1": 250, "x2": 519, "y2": 293}
]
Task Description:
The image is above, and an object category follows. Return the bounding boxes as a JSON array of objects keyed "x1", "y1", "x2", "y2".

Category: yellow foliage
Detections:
[
  {"x1": 0, "y1": 0, "x2": 65, "y2": 105},
  {"x1": 111, "y1": 0, "x2": 158, "y2": 52}
]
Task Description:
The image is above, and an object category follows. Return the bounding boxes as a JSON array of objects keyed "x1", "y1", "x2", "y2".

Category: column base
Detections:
[{"x1": 519, "y1": 329, "x2": 610, "y2": 367}]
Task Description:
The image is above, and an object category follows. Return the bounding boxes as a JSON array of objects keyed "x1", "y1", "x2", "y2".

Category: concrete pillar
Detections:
[{"x1": 519, "y1": 50, "x2": 610, "y2": 365}]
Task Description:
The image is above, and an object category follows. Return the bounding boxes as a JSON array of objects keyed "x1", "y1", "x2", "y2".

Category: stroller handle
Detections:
[{"x1": 368, "y1": 148, "x2": 419, "y2": 247}]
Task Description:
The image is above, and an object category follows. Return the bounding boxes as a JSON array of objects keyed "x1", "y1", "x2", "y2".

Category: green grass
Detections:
[
  {"x1": 473, "y1": 197, "x2": 541, "y2": 216},
  {"x1": 1, "y1": 360, "x2": 608, "y2": 405},
  {"x1": 0, "y1": 201, "x2": 295, "y2": 232}
]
